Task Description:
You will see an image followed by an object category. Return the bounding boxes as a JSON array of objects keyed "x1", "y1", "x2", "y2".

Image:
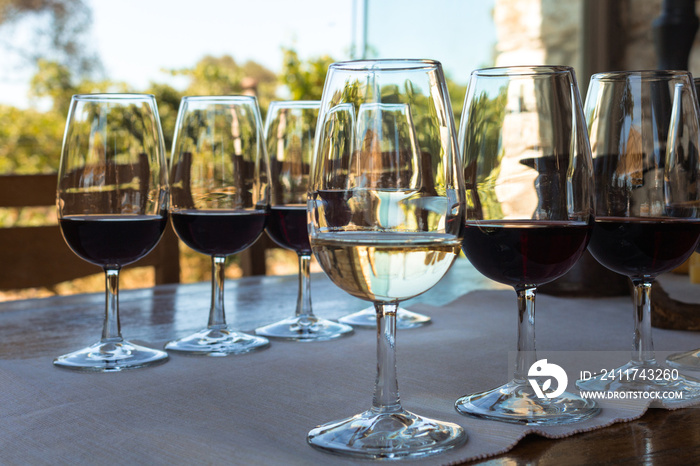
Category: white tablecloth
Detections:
[{"x1": 1, "y1": 289, "x2": 699, "y2": 465}]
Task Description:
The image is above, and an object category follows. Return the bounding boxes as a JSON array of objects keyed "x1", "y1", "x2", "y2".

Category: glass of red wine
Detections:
[
  {"x1": 254, "y1": 100, "x2": 353, "y2": 341},
  {"x1": 165, "y1": 96, "x2": 270, "y2": 356},
  {"x1": 306, "y1": 60, "x2": 466, "y2": 459},
  {"x1": 577, "y1": 70, "x2": 700, "y2": 398},
  {"x1": 665, "y1": 76, "x2": 700, "y2": 372},
  {"x1": 456, "y1": 66, "x2": 599, "y2": 424},
  {"x1": 55, "y1": 94, "x2": 170, "y2": 372}
]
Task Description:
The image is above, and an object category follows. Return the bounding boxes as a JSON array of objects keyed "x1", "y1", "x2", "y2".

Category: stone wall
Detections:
[
  {"x1": 687, "y1": 2, "x2": 700, "y2": 74},
  {"x1": 493, "y1": 0, "x2": 547, "y2": 65},
  {"x1": 493, "y1": 0, "x2": 582, "y2": 70},
  {"x1": 493, "y1": 0, "x2": 700, "y2": 76},
  {"x1": 622, "y1": 0, "x2": 660, "y2": 71}
]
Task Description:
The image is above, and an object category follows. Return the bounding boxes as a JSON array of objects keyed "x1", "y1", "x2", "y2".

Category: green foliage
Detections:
[
  {"x1": 2, "y1": 50, "x2": 468, "y2": 182},
  {"x1": 171, "y1": 55, "x2": 277, "y2": 112},
  {"x1": 0, "y1": 59, "x2": 128, "y2": 176},
  {"x1": 447, "y1": 79, "x2": 467, "y2": 129},
  {"x1": 281, "y1": 47, "x2": 335, "y2": 101},
  {"x1": 0, "y1": 104, "x2": 64, "y2": 173},
  {"x1": 144, "y1": 82, "x2": 183, "y2": 152},
  {"x1": 462, "y1": 88, "x2": 508, "y2": 219},
  {"x1": 29, "y1": 59, "x2": 121, "y2": 115}
]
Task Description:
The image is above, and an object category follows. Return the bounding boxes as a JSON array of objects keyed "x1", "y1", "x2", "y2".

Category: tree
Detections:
[
  {"x1": 0, "y1": 0, "x2": 99, "y2": 76},
  {"x1": 27, "y1": 59, "x2": 75, "y2": 113},
  {"x1": 171, "y1": 55, "x2": 277, "y2": 112},
  {"x1": 28, "y1": 59, "x2": 120, "y2": 115},
  {"x1": 144, "y1": 82, "x2": 183, "y2": 151},
  {"x1": 447, "y1": 79, "x2": 467, "y2": 129},
  {"x1": 0, "y1": 104, "x2": 64, "y2": 173},
  {"x1": 0, "y1": 59, "x2": 124, "y2": 176},
  {"x1": 280, "y1": 47, "x2": 467, "y2": 126},
  {"x1": 280, "y1": 47, "x2": 335, "y2": 101}
]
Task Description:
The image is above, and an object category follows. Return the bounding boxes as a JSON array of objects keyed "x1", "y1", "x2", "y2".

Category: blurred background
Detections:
[{"x1": 1, "y1": 0, "x2": 698, "y2": 300}]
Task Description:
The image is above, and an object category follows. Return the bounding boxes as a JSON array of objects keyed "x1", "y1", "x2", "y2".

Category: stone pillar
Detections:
[
  {"x1": 491, "y1": 0, "x2": 700, "y2": 76},
  {"x1": 493, "y1": 0, "x2": 582, "y2": 72}
]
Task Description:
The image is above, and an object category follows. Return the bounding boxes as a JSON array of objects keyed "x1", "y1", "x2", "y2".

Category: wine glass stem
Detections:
[
  {"x1": 295, "y1": 253, "x2": 314, "y2": 319},
  {"x1": 631, "y1": 279, "x2": 656, "y2": 364},
  {"x1": 372, "y1": 302, "x2": 402, "y2": 413},
  {"x1": 208, "y1": 255, "x2": 227, "y2": 329},
  {"x1": 101, "y1": 266, "x2": 123, "y2": 342},
  {"x1": 514, "y1": 286, "x2": 538, "y2": 382}
]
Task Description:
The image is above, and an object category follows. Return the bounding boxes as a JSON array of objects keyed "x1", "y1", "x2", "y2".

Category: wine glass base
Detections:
[
  {"x1": 307, "y1": 408, "x2": 466, "y2": 460},
  {"x1": 455, "y1": 379, "x2": 600, "y2": 425},
  {"x1": 165, "y1": 327, "x2": 269, "y2": 356},
  {"x1": 576, "y1": 360, "x2": 700, "y2": 400},
  {"x1": 54, "y1": 339, "x2": 169, "y2": 372},
  {"x1": 666, "y1": 349, "x2": 700, "y2": 371},
  {"x1": 338, "y1": 306, "x2": 431, "y2": 329},
  {"x1": 255, "y1": 315, "x2": 354, "y2": 342}
]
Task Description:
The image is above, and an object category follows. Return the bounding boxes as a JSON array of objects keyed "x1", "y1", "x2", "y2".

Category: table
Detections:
[
  {"x1": 0, "y1": 258, "x2": 500, "y2": 360},
  {"x1": 0, "y1": 258, "x2": 698, "y2": 464}
]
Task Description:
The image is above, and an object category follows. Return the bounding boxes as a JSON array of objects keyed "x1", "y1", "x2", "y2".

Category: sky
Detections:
[{"x1": 0, "y1": 0, "x2": 495, "y2": 108}]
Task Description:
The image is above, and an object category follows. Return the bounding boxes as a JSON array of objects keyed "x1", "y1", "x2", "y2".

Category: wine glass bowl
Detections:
[
  {"x1": 254, "y1": 100, "x2": 353, "y2": 341},
  {"x1": 577, "y1": 70, "x2": 700, "y2": 398},
  {"x1": 165, "y1": 96, "x2": 270, "y2": 356},
  {"x1": 55, "y1": 93, "x2": 170, "y2": 372},
  {"x1": 335, "y1": 101, "x2": 433, "y2": 329},
  {"x1": 455, "y1": 66, "x2": 599, "y2": 424},
  {"x1": 306, "y1": 59, "x2": 466, "y2": 459},
  {"x1": 665, "y1": 76, "x2": 700, "y2": 372}
]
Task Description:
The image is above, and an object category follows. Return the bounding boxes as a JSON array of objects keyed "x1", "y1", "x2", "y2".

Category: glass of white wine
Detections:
[
  {"x1": 306, "y1": 59, "x2": 467, "y2": 460},
  {"x1": 335, "y1": 101, "x2": 433, "y2": 330}
]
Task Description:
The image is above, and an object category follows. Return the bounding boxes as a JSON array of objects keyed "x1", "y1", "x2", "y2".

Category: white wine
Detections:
[{"x1": 312, "y1": 231, "x2": 460, "y2": 302}]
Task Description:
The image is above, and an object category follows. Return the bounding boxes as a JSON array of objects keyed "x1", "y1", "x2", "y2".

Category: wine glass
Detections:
[
  {"x1": 55, "y1": 93, "x2": 170, "y2": 372},
  {"x1": 165, "y1": 96, "x2": 270, "y2": 356},
  {"x1": 456, "y1": 66, "x2": 599, "y2": 424},
  {"x1": 254, "y1": 100, "x2": 353, "y2": 341},
  {"x1": 577, "y1": 70, "x2": 700, "y2": 397},
  {"x1": 666, "y1": 76, "x2": 700, "y2": 371},
  {"x1": 306, "y1": 59, "x2": 467, "y2": 459},
  {"x1": 336, "y1": 103, "x2": 432, "y2": 331}
]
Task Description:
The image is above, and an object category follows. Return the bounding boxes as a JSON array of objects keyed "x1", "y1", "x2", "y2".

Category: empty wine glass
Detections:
[
  {"x1": 578, "y1": 70, "x2": 700, "y2": 398},
  {"x1": 306, "y1": 59, "x2": 467, "y2": 459},
  {"x1": 456, "y1": 66, "x2": 599, "y2": 424},
  {"x1": 254, "y1": 100, "x2": 353, "y2": 341},
  {"x1": 55, "y1": 93, "x2": 170, "y2": 372},
  {"x1": 666, "y1": 76, "x2": 700, "y2": 372},
  {"x1": 165, "y1": 96, "x2": 270, "y2": 356}
]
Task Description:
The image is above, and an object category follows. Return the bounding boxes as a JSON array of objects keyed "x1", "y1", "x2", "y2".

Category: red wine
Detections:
[
  {"x1": 461, "y1": 220, "x2": 591, "y2": 288},
  {"x1": 588, "y1": 216, "x2": 700, "y2": 278},
  {"x1": 60, "y1": 214, "x2": 166, "y2": 267},
  {"x1": 171, "y1": 209, "x2": 266, "y2": 256},
  {"x1": 266, "y1": 205, "x2": 310, "y2": 254}
]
